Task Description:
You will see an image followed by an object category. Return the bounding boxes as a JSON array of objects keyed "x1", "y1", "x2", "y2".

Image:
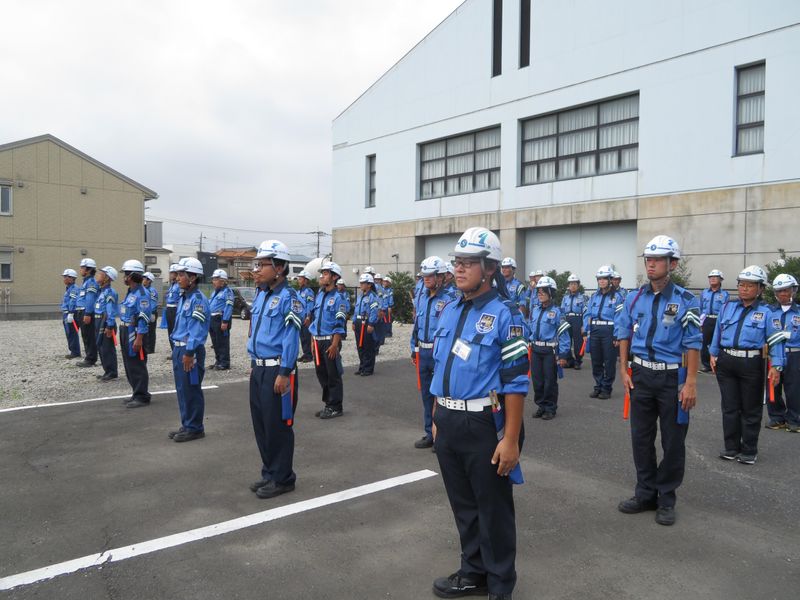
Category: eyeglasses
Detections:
[
  {"x1": 252, "y1": 260, "x2": 275, "y2": 271},
  {"x1": 451, "y1": 258, "x2": 481, "y2": 269}
]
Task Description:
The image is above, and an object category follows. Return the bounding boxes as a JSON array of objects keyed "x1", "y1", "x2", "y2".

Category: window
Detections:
[
  {"x1": 521, "y1": 94, "x2": 639, "y2": 185},
  {"x1": 144, "y1": 255, "x2": 158, "y2": 265},
  {"x1": 519, "y1": 0, "x2": 531, "y2": 68},
  {"x1": 0, "y1": 185, "x2": 11, "y2": 215},
  {"x1": 0, "y1": 251, "x2": 11, "y2": 281},
  {"x1": 366, "y1": 155, "x2": 376, "y2": 208},
  {"x1": 735, "y1": 62, "x2": 765, "y2": 155},
  {"x1": 492, "y1": 0, "x2": 503, "y2": 77},
  {"x1": 419, "y1": 127, "x2": 501, "y2": 199}
]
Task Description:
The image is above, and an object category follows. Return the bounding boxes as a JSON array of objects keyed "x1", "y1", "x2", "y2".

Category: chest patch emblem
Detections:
[
  {"x1": 269, "y1": 297, "x2": 280, "y2": 310},
  {"x1": 793, "y1": 315, "x2": 800, "y2": 326},
  {"x1": 547, "y1": 310, "x2": 556, "y2": 319},
  {"x1": 476, "y1": 313, "x2": 496, "y2": 334},
  {"x1": 752, "y1": 312, "x2": 764, "y2": 322}
]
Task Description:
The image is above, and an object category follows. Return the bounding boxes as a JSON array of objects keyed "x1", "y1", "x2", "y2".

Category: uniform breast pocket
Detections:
[
  {"x1": 745, "y1": 318, "x2": 766, "y2": 343},
  {"x1": 432, "y1": 328, "x2": 450, "y2": 361},
  {"x1": 459, "y1": 332, "x2": 497, "y2": 365}
]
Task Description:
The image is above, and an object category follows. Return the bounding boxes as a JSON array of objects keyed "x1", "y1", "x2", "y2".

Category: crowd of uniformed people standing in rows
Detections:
[{"x1": 57, "y1": 227, "x2": 798, "y2": 600}]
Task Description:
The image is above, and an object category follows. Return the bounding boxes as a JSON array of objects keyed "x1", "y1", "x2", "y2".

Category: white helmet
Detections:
[
  {"x1": 212, "y1": 269, "x2": 229, "y2": 280},
  {"x1": 320, "y1": 261, "x2": 342, "y2": 277},
  {"x1": 80, "y1": 258, "x2": 97, "y2": 269},
  {"x1": 359, "y1": 273, "x2": 374, "y2": 284},
  {"x1": 383, "y1": 276, "x2": 392, "y2": 283},
  {"x1": 121, "y1": 259, "x2": 145, "y2": 274},
  {"x1": 256, "y1": 239, "x2": 291, "y2": 262},
  {"x1": 100, "y1": 266, "x2": 118, "y2": 281},
  {"x1": 612, "y1": 271, "x2": 622, "y2": 280},
  {"x1": 567, "y1": 274, "x2": 580, "y2": 283},
  {"x1": 364, "y1": 266, "x2": 376, "y2": 275},
  {"x1": 337, "y1": 279, "x2": 347, "y2": 287},
  {"x1": 420, "y1": 256, "x2": 447, "y2": 276},
  {"x1": 772, "y1": 274, "x2": 798, "y2": 290},
  {"x1": 451, "y1": 227, "x2": 502, "y2": 261},
  {"x1": 169, "y1": 263, "x2": 180, "y2": 273},
  {"x1": 374, "y1": 273, "x2": 383, "y2": 280},
  {"x1": 708, "y1": 269, "x2": 724, "y2": 279},
  {"x1": 596, "y1": 265, "x2": 614, "y2": 279},
  {"x1": 143, "y1": 272, "x2": 155, "y2": 282},
  {"x1": 643, "y1": 235, "x2": 681, "y2": 259},
  {"x1": 446, "y1": 263, "x2": 455, "y2": 275},
  {"x1": 529, "y1": 269, "x2": 543, "y2": 278},
  {"x1": 501, "y1": 257, "x2": 517, "y2": 269},
  {"x1": 737, "y1": 265, "x2": 768, "y2": 285},
  {"x1": 177, "y1": 257, "x2": 204, "y2": 275},
  {"x1": 536, "y1": 276, "x2": 558, "y2": 291},
  {"x1": 62, "y1": 268, "x2": 78, "y2": 278},
  {"x1": 298, "y1": 270, "x2": 311, "y2": 279}
]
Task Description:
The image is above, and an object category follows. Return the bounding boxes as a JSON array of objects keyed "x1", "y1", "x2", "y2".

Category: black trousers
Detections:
[
  {"x1": 434, "y1": 405, "x2": 523, "y2": 595},
  {"x1": 715, "y1": 352, "x2": 764, "y2": 455},
  {"x1": 313, "y1": 338, "x2": 343, "y2": 411},
  {"x1": 95, "y1": 321, "x2": 118, "y2": 378},
  {"x1": 354, "y1": 321, "x2": 376, "y2": 374},
  {"x1": 565, "y1": 315, "x2": 584, "y2": 367},
  {"x1": 249, "y1": 365, "x2": 298, "y2": 485},
  {"x1": 590, "y1": 325, "x2": 616, "y2": 393},
  {"x1": 768, "y1": 352, "x2": 800, "y2": 427},
  {"x1": 165, "y1": 306, "x2": 178, "y2": 350},
  {"x1": 629, "y1": 363, "x2": 687, "y2": 508},
  {"x1": 78, "y1": 310, "x2": 97, "y2": 364},
  {"x1": 531, "y1": 350, "x2": 558, "y2": 413},
  {"x1": 300, "y1": 324, "x2": 313, "y2": 360},
  {"x1": 119, "y1": 326, "x2": 151, "y2": 403},
  {"x1": 700, "y1": 317, "x2": 717, "y2": 369},
  {"x1": 146, "y1": 311, "x2": 157, "y2": 355},
  {"x1": 210, "y1": 315, "x2": 231, "y2": 368}
]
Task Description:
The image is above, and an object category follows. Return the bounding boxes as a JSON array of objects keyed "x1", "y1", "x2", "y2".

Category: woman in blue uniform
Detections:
[{"x1": 353, "y1": 274, "x2": 379, "y2": 376}]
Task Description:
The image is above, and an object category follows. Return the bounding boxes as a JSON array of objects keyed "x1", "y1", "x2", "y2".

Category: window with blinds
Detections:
[
  {"x1": 520, "y1": 94, "x2": 639, "y2": 185},
  {"x1": 735, "y1": 62, "x2": 765, "y2": 155},
  {"x1": 419, "y1": 127, "x2": 501, "y2": 200},
  {"x1": 366, "y1": 155, "x2": 376, "y2": 208}
]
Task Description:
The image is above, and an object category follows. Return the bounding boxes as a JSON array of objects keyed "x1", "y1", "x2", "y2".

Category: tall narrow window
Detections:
[
  {"x1": 735, "y1": 62, "x2": 765, "y2": 155},
  {"x1": 366, "y1": 155, "x2": 376, "y2": 208},
  {"x1": 519, "y1": 0, "x2": 531, "y2": 68},
  {"x1": 492, "y1": 0, "x2": 503, "y2": 77},
  {"x1": 0, "y1": 251, "x2": 12, "y2": 281},
  {"x1": 0, "y1": 185, "x2": 11, "y2": 215}
]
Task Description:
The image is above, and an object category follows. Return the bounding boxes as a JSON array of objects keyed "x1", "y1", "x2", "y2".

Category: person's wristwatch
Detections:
[{"x1": 774, "y1": 365, "x2": 783, "y2": 372}]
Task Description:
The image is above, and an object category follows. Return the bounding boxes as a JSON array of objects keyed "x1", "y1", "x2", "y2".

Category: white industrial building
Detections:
[{"x1": 331, "y1": 0, "x2": 800, "y2": 289}]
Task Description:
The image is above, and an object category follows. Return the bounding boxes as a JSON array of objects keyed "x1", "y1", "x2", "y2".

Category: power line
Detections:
[{"x1": 149, "y1": 214, "x2": 328, "y2": 236}]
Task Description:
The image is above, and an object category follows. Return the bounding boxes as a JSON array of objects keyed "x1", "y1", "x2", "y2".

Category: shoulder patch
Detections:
[
  {"x1": 508, "y1": 325, "x2": 523, "y2": 339},
  {"x1": 292, "y1": 298, "x2": 303, "y2": 314}
]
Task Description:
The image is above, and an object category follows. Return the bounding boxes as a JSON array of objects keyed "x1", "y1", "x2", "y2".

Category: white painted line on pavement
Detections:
[
  {"x1": 0, "y1": 469, "x2": 438, "y2": 591},
  {"x1": 0, "y1": 386, "x2": 220, "y2": 414}
]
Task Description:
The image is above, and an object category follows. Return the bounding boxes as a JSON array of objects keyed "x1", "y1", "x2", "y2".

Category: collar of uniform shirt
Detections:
[
  {"x1": 645, "y1": 280, "x2": 674, "y2": 296},
  {"x1": 458, "y1": 288, "x2": 498, "y2": 309}
]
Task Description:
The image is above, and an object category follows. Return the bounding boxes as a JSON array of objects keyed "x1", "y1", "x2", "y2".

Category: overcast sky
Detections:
[{"x1": 1, "y1": 0, "x2": 463, "y2": 258}]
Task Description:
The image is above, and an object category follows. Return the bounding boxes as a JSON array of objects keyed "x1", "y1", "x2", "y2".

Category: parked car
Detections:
[{"x1": 230, "y1": 286, "x2": 256, "y2": 320}]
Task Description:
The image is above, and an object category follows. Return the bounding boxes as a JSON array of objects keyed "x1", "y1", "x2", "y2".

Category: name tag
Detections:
[{"x1": 451, "y1": 338, "x2": 472, "y2": 361}]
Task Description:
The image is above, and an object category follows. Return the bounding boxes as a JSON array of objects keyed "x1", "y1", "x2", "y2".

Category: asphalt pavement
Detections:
[{"x1": 1, "y1": 360, "x2": 798, "y2": 599}]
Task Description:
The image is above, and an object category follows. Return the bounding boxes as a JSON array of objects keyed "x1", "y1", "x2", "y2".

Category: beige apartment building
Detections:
[{"x1": 0, "y1": 134, "x2": 158, "y2": 316}]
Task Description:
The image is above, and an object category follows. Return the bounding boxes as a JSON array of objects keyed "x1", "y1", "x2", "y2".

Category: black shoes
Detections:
[
  {"x1": 765, "y1": 420, "x2": 786, "y2": 430},
  {"x1": 432, "y1": 572, "x2": 488, "y2": 598},
  {"x1": 215, "y1": 366, "x2": 229, "y2": 371},
  {"x1": 719, "y1": 450, "x2": 739, "y2": 461},
  {"x1": 249, "y1": 479, "x2": 271, "y2": 492},
  {"x1": 541, "y1": 412, "x2": 555, "y2": 420},
  {"x1": 76, "y1": 361, "x2": 96, "y2": 368},
  {"x1": 65, "y1": 354, "x2": 80, "y2": 359},
  {"x1": 597, "y1": 392, "x2": 610, "y2": 400},
  {"x1": 126, "y1": 399, "x2": 150, "y2": 409},
  {"x1": 101, "y1": 374, "x2": 117, "y2": 382},
  {"x1": 618, "y1": 496, "x2": 658, "y2": 514},
  {"x1": 298, "y1": 356, "x2": 313, "y2": 363},
  {"x1": 737, "y1": 454, "x2": 757, "y2": 465},
  {"x1": 414, "y1": 436, "x2": 434, "y2": 449},
  {"x1": 655, "y1": 506, "x2": 676, "y2": 526},
  {"x1": 533, "y1": 408, "x2": 545, "y2": 419},
  {"x1": 319, "y1": 407, "x2": 343, "y2": 419},
  {"x1": 168, "y1": 427, "x2": 186, "y2": 439},
  {"x1": 173, "y1": 430, "x2": 205, "y2": 443},
  {"x1": 255, "y1": 480, "x2": 295, "y2": 499},
  {"x1": 589, "y1": 389, "x2": 600, "y2": 398},
  {"x1": 353, "y1": 370, "x2": 362, "y2": 376}
]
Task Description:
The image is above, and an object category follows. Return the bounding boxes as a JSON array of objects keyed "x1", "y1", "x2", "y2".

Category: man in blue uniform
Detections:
[
  {"x1": 430, "y1": 227, "x2": 528, "y2": 600},
  {"x1": 118, "y1": 260, "x2": 152, "y2": 408},
  {"x1": 60, "y1": 268, "x2": 81, "y2": 359},
  {"x1": 374, "y1": 273, "x2": 387, "y2": 351},
  {"x1": 583, "y1": 265, "x2": 624, "y2": 399},
  {"x1": 529, "y1": 276, "x2": 571, "y2": 420},
  {"x1": 75, "y1": 258, "x2": 99, "y2": 367},
  {"x1": 297, "y1": 270, "x2": 315, "y2": 363},
  {"x1": 710, "y1": 266, "x2": 784, "y2": 464},
  {"x1": 94, "y1": 266, "x2": 119, "y2": 382},
  {"x1": 336, "y1": 278, "x2": 351, "y2": 339},
  {"x1": 383, "y1": 275, "x2": 394, "y2": 337},
  {"x1": 524, "y1": 269, "x2": 544, "y2": 320},
  {"x1": 768, "y1": 274, "x2": 800, "y2": 432},
  {"x1": 310, "y1": 262, "x2": 347, "y2": 419},
  {"x1": 612, "y1": 271, "x2": 627, "y2": 298},
  {"x1": 560, "y1": 274, "x2": 588, "y2": 370},
  {"x1": 160, "y1": 263, "x2": 181, "y2": 353},
  {"x1": 142, "y1": 272, "x2": 158, "y2": 355},
  {"x1": 699, "y1": 269, "x2": 729, "y2": 373},
  {"x1": 209, "y1": 268, "x2": 235, "y2": 370},
  {"x1": 168, "y1": 257, "x2": 211, "y2": 442},
  {"x1": 247, "y1": 240, "x2": 302, "y2": 499},
  {"x1": 500, "y1": 257, "x2": 526, "y2": 313},
  {"x1": 410, "y1": 256, "x2": 454, "y2": 449},
  {"x1": 616, "y1": 236, "x2": 701, "y2": 526},
  {"x1": 353, "y1": 274, "x2": 379, "y2": 376}
]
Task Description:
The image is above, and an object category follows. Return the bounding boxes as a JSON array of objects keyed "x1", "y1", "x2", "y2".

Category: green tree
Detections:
[
  {"x1": 545, "y1": 269, "x2": 584, "y2": 305},
  {"x1": 669, "y1": 256, "x2": 693, "y2": 289},
  {"x1": 387, "y1": 270, "x2": 415, "y2": 324},
  {"x1": 764, "y1": 249, "x2": 800, "y2": 304}
]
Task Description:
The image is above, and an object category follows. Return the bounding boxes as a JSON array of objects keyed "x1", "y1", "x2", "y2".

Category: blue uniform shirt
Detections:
[
  {"x1": 61, "y1": 283, "x2": 79, "y2": 313},
  {"x1": 146, "y1": 286, "x2": 159, "y2": 318},
  {"x1": 337, "y1": 288, "x2": 352, "y2": 316},
  {"x1": 209, "y1": 285, "x2": 235, "y2": 322},
  {"x1": 355, "y1": 290, "x2": 379, "y2": 325},
  {"x1": 615, "y1": 282, "x2": 702, "y2": 364},
  {"x1": 700, "y1": 287, "x2": 730, "y2": 318},
  {"x1": 430, "y1": 289, "x2": 530, "y2": 400},
  {"x1": 709, "y1": 299, "x2": 784, "y2": 366},
  {"x1": 771, "y1": 302, "x2": 800, "y2": 351},
  {"x1": 309, "y1": 288, "x2": 347, "y2": 336},
  {"x1": 165, "y1": 282, "x2": 181, "y2": 305},
  {"x1": 413, "y1": 279, "x2": 425, "y2": 311},
  {"x1": 94, "y1": 286, "x2": 119, "y2": 328},
  {"x1": 76, "y1": 277, "x2": 99, "y2": 312},
  {"x1": 119, "y1": 285, "x2": 150, "y2": 335},
  {"x1": 616, "y1": 286, "x2": 628, "y2": 298},
  {"x1": 583, "y1": 288, "x2": 624, "y2": 330},
  {"x1": 298, "y1": 286, "x2": 315, "y2": 320},
  {"x1": 374, "y1": 283, "x2": 388, "y2": 310},
  {"x1": 411, "y1": 287, "x2": 455, "y2": 353},
  {"x1": 560, "y1": 291, "x2": 588, "y2": 318},
  {"x1": 504, "y1": 277, "x2": 526, "y2": 308},
  {"x1": 385, "y1": 287, "x2": 395, "y2": 309},
  {"x1": 247, "y1": 282, "x2": 301, "y2": 376},
  {"x1": 529, "y1": 304, "x2": 571, "y2": 358},
  {"x1": 171, "y1": 288, "x2": 210, "y2": 357},
  {"x1": 526, "y1": 287, "x2": 542, "y2": 316}
]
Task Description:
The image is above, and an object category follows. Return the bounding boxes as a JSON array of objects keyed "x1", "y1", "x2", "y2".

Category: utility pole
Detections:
[
  {"x1": 199, "y1": 232, "x2": 204, "y2": 252},
  {"x1": 306, "y1": 228, "x2": 331, "y2": 258}
]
